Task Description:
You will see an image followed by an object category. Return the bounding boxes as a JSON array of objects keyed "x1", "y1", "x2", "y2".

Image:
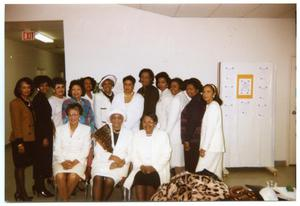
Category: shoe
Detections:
[
  {"x1": 14, "y1": 192, "x2": 33, "y2": 201},
  {"x1": 32, "y1": 185, "x2": 54, "y2": 198}
]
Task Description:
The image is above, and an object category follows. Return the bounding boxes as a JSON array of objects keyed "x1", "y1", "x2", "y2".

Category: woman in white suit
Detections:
[
  {"x1": 91, "y1": 109, "x2": 133, "y2": 201},
  {"x1": 166, "y1": 78, "x2": 190, "y2": 175},
  {"x1": 53, "y1": 103, "x2": 91, "y2": 201},
  {"x1": 196, "y1": 84, "x2": 225, "y2": 179},
  {"x1": 111, "y1": 75, "x2": 144, "y2": 132},
  {"x1": 94, "y1": 75, "x2": 117, "y2": 129},
  {"x1": 155, "y1": 72, "x2": 173, "y2": 130},
  {"x1": 124, "y1": 114, "x2": 171, "y2": 201}
]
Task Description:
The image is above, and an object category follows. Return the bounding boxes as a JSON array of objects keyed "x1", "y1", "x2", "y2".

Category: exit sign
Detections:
[{"x1": 22, "y1": 31, "x2": 35, "y2": 41}]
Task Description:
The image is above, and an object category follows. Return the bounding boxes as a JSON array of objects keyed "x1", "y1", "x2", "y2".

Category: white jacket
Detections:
[
  {"x1": 53, "y1": 123, "x2": 91, "y2": 165},
  {"x1": 200, "y1": 101, "x2": 225, "y2": 152},
  {"x1": 111, "y1": 92, "x2": 144, "y2": 132},
  {"x1": 166, "y1": 91, "x2": 190, "y2": 145},
  {"x1": 94, "y1": 91, "x2": 113, "y2": 129},
  {"x1": 156, "y1": 89, "x2": 173, "y2": 131},
  {"x1": 92, "y1": 125, "x2": 133, "y2": 165},
  {"x1": 91, "y1": 125, "x2": 133, "y2": 178},
  {"x1": 124, "y1": 129, "x2": 171, "y2": 189}
]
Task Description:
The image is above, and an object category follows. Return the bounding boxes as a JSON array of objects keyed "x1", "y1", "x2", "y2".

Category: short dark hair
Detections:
[
  {"x1": 185, "y1": 78, "x2": 203, "y2": 93},
  {"x1": 170, "y1": 78, "x2": 184, "y2": 91},
  {"x1": 66, "y1": 103, "x2": 83, "y2": 116},
  {"x1": 52, "y1": 77, "x2": 66, "y2": 88},
  {"x1": 33, "y1": 75, "x2": 52, "y2": 89},
  {"x1": 139, "y1": 68, "x2": 154, "y2": 84},
  {"x1": 68, "y1": 79, "x2": 85, "y2": 97},
  {"x1": 155, "y1": 72, "x2": 171, "y2": 88},
  {"x1": 203, "y1": 84, "x2": 223, "y2": 105},
  {"x1": 123, "y1": 75, "x2": 136, "y2": 85},
  {"x1": 81, "y1": 76, "x2": 97, "y2": 90},
  {"x1": 14, "y1": 77, "x2": 34, "y2": 98},
  {"x1": 141, "y1": 113, "x2": 158, "y2": 124}
]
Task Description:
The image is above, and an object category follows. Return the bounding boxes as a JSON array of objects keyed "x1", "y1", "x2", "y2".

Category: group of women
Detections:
[{"x1": 9, "y1": 68, "x2": 225, "y2": 201}]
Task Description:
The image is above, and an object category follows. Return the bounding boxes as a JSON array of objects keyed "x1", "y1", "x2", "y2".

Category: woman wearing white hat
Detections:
[
  {"x1": 91, "y1": 109, "x2": 133, "y2": 201},
  {"x1": 94, "y1": 75, "x2": 117, "y2": 129}
]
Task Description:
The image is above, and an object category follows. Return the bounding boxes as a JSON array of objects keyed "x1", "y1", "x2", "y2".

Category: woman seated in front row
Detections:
[
  {"x1": 53, "y1": 103, "x2": 92, "y2": 201},
  {"x1": 124, "y1": 114, "x2": 172, "y2": 201},
  {"x1": 91, "y1": 109, "x2": 133, "y2": 201}
]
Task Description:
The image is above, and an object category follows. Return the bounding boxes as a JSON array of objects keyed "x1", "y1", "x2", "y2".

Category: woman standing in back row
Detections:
[{"x1": 196, "y1": 84, "x2": 225, "y2": 179}]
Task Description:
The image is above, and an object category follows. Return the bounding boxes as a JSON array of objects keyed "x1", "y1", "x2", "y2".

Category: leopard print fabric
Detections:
[{"x1": 151, "y1": 171, "x2": 229, "y2": 201}]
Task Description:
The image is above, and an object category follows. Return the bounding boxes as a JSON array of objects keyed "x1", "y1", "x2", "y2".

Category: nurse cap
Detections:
[
  {"x1": 99, "y1": 74, "x2": 117, "y2": 89},
  {"x1": 107, "y1": 108, "x2": 127, "y2": 123}
]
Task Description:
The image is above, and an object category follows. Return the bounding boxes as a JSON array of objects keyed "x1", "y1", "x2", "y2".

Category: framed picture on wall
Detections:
[{"x1": 237, "y1": 74, "x2": 254, "y2": 99}]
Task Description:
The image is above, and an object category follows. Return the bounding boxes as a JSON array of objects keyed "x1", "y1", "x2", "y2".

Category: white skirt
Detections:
[
  {"x1": 170, "y1": 143, "x2": 185, "y2": 168},
  {"x1": 53, "y1": 162, "x2": 87, "y2": 180},
  {"x1": 91, "y1": 161, "x2": 130, "y2": 186},
  {"x1": 196, "y1": 152, "x2": 223, "y2": 179}
]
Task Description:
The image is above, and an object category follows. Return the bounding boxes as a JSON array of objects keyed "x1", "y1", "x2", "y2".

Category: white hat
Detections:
[
  {"x1": 99, "y1": 75, "x2": 117, "y2": 89},
  {"x1": 107, "y1": 108, "x2": 127, "y2": 123}
]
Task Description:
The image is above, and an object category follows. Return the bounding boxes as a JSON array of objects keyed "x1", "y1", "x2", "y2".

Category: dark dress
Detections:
[
  {"x1": 181, "y1": 93, "x2": 206, "y2": 173},
  {"x1": 32, "y1": 91, "x2": 54, "y2": 180},
  {"x1": 137, "y1": 85, "x2": 159, "y2": 129}
]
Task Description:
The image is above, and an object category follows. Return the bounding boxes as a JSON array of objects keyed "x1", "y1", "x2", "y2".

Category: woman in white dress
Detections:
[
  {"x1": 94, "y1": 75, "x2": 117, "y2": 129},
  {"x1": 196, "y1": 84, "x2": 225, "y2": 179},
  {"x1": 91, "y1": 109, "x2": 133, "y2": 201},
  {"x1": 155, "y1": 72, "x2": 173, "y2": 130},
  {"x1": 166, "y1": 78, "x2": 190, "y2": 175},
  {"x1": 48, "y1": 77, "x2": 67, "y2": 128},
  {"x1": 53, "y1": 103, "x2": 91, "y2": 201},
  {"x1": 111, "y1": 75, "x2": 144, "y2": 132},
  {"x1": 81, "y1": 76, "x2": 97, "y2": 110},
  {"x1": 124, "y1": 114, "x2": 171, "y2": 201}
]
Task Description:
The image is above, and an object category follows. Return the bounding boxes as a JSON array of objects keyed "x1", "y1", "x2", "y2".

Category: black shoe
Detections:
[
  {"x1": 32, "y1": 185, "x2": 54, "y2": 198},
  {"x1": 14, "y1": 192, "x2": 33, "y2": 201}
]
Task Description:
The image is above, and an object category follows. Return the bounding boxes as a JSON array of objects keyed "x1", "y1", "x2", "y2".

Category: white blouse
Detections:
[
  {"x1": 53, "y1": 123, "x2": 91, "y2": 165},
  {"x1": 111, "y1": 92, "x2": 144, "y2": 132},
  {"x1": 84, "y1": 93, "x2": 94, "y2": 111},
  {"x1": 156, "y1": 89, "x2": 173, "y2": 131},
  {"x1": 48, "y1": 95, "x2": 67, "y2": 128}
]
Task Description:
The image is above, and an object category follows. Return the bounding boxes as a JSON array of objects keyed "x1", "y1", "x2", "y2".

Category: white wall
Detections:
[
  {"x1": 5, "y1": 38, "x2": 65, "y2": 144},
  {"x1": 5, "y1": 4, "x2": 296, "y2": 162}
]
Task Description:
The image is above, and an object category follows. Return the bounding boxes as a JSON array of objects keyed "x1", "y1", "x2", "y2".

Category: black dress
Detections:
[
  {"x1": 137, "y1": 85, "x2": 159, "y2": 116},
  {"x1": 137, "y1": 85, "x2": 159, "y2": 129},
  {"x1": 181, "y1": 93, "x2": 206, "y2": 173},
  {"x1": 32, "y1": 91, "x2": 54, "y2": 180}
]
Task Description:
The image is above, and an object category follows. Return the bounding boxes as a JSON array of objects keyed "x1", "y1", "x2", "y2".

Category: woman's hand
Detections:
[
  {"x1": 109, "y1": 162, "x2": 119, "y2": 170},
  {"x1": 109, "y1": 155, "x2": 123, "y2": 165},
  {"x1": 110, "y1": 159, "x2": 125, "y2": 170},
  {"x1": 199, "y1": 148, "x2": 206, "y2": 157},
  {"x1": 17, "y1": 143, "x2": 25, "y2": 154},
  {"x1": 42, "y1": 138, "x2": 49, "y2": 147},
  {"x1": 70, "y1": 159, "x2": 79, "y2": 168},
  {"x1": 61, "y1": 160, "x2": 73, "y2": 169},
  {"x1": 183, "y1": 141, "x2": 190, "y2": 151},
  {"x1": 141, "y1": 165, "x2": 156, "y2": 174},
  {"x1": 140, "y1": 165, "x2": 147, "y2": 173}
]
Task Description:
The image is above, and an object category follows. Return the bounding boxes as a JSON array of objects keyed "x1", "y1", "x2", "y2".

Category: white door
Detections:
[{"x1": 289, "y1": 56, "x2": 296, "y2": 165}]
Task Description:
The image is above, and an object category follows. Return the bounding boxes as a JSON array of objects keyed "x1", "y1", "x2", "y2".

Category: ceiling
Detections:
[
  {"x1": 4, "y1": 4, "x2": 295, "y2": 54},
  {"x1": 124, "y1": 4, "x2": 296, "y2": 18},
  {"x1": 5, "y1": 21, "x2": 64, "y2": 54}
]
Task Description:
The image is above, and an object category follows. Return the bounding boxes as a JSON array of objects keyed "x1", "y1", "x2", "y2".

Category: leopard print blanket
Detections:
[{"x1": 151, "y1": 171, "x2": 229, "y2": 201}]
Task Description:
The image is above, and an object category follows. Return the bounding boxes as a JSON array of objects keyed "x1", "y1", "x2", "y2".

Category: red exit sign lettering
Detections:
[{"x1": 22, "y1": 31, "x2": 35, "y2": 41}]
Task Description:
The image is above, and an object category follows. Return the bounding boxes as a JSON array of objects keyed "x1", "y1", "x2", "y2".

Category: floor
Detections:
[{"x1": 5, "y1": 145, "x2": 296, "y2": 202}]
